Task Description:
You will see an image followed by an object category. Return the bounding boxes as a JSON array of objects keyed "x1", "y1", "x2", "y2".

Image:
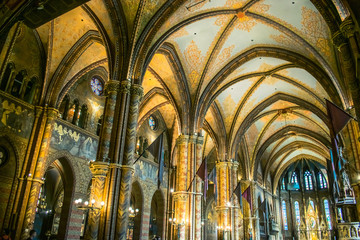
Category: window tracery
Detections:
[{"x1": 304, "y1": 170, "x2": 313, "y2": 190}]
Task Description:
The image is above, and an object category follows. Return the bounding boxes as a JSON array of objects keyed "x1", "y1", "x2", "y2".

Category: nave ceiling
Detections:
[{"x1": 25, "y1": 0, "x2": 351, "y2": 192}]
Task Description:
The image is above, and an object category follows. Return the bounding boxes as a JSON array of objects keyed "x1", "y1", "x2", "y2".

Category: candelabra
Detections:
[{"x1": 74, "y1": 198, "x2": 104, "y2": 211}]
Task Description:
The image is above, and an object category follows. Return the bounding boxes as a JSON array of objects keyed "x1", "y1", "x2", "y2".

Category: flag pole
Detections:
[{"x1": 134, "y1": 130, "x2": 165, "y2": 164}]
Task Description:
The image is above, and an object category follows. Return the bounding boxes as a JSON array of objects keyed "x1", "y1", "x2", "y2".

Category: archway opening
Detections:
[
  {"x1": 33, "y1": 158, "x2": 74, "y2": 239},
  {"x1": 149, "y1": 189, "x2": 165, "y2": 239},
  {"x1": 127, "y1": 182, "x2": 143, "y2": 240}
]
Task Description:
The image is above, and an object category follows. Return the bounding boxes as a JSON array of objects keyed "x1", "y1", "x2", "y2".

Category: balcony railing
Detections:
[{"x1": 338, "y1": 222, "x2": 360, "y2": 239}]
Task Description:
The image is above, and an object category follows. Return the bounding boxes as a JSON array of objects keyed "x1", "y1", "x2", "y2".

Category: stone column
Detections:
[
  {"x1": 216, "y1": 160, "x2": 231, "y2": 240},
  {"x1": 230, "y1": 161, "x2": 240, "y2": 240},
  {"x1": 173, "y1": 135, "x2": 189, "y2": 240},
  {"x1": 116, "y1": 84, "x2": 143, "y2": 240},
  {"x1": 84, "y1": 80, "x2": 119, "y2": 240},
  {"x1": 100, "y1": 80, "x2": 131, "y2": 239},
  {"x1": 194, "y1": 136, "x2": 204, "y2": 240},
  {"x1": 19, "y1": 107, "x2": 58, "y2": 239}
]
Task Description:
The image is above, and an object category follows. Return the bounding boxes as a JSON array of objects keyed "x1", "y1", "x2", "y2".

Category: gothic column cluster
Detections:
[{"x1": 172, "y1": 134, "x2": 204, "y2": 240}]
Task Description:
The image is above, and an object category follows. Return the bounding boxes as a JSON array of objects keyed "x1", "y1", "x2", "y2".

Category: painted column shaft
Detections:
[
  {"x1": 19, "y1": 108, "x2": 58, "y2": 240},
  {"x1": 84, "y1": 80, "x2": 119, "y2": 240},
  {"x1": 116, "y1": 84, "x2": 143, "y2": 240},
  {"x1": 194, "y1": 136, "x2": 204, "y2": 240}
]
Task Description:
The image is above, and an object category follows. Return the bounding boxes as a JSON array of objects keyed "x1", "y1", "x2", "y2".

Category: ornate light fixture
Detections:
[
  {"x1": 74, "y1": 198, "x2": 104, "y2": 211},
  {"x1": 129, "y1": 206, "x2": 139, "y2": 218}
]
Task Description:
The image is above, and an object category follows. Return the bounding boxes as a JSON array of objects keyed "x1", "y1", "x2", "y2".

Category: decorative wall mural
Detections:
[
  {"x1": 50, "y1": 121, "x2": 98, "y2": 161},
  {"x1": 135, "y1": 158, "x2": 168, "y2": 187},
  {"x1": 0, "y1": 95, "x2": 34, "y2": 138}
]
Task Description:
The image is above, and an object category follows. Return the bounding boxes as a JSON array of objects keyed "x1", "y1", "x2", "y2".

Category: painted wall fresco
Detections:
[
  {"x1": 50, "y1": 120, "x2": 98, "y2": 161},
  {"x1": 135, "y1": 157, "x2": 168, "y2": 187},
  {"x1": 0, "y1": 94, "x2": 34, "y2": 139}
]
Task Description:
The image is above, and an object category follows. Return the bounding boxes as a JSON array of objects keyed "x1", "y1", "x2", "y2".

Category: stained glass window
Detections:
[
  {"x1": 90, "y1": 77, "x2": 104, "y2": 96},
  {"x1": 281, "y1": 178, "x2": 286, "y2": 190},
  {"x1": 282, "y1": 201, "x2": 288, "y2": 230},
  {"x1": 149, "y1": 116, "x2": 156, "y2": 130},
  {"x1": 291, "y1": 172, "x2": 298, "y2": 184},
  {"x1": 318, "y1": 173, "x2": 327, "y2": 189},
  {"x1": 294, "y1": 201, "x2": 301, "y2": 225},
  {"x1": 324, "y1": 199, "x2": 332, "y2": 229},
  {"x1": 304, "y1": 170, "x2": 313, "y2": 190},
  {"x1": 337, "y1": 208, "x2": 343, "y2": 221}
]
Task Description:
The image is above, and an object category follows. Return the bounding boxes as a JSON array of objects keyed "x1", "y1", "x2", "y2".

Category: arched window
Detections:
[
  {"x1": 304, "y1": 170, "x2": 313, "y2": 190},
  {"x1": 23, "y1": 77, "x2": 37, "y2": 103},
  {"x1": 11, "y1": 70, "x2": 26, "y2": 98},
  {"x1": 96, "y1": 115, "x2": 103, "y2": 136},
  {"x1": 0, "y1": 63, "x2": 14, "y2": 91},
  {"x1": 281, "y1": 201, "x2": 288, "y2": 230},
  {"x1": 294, "y1": 201, "x2": 301, "y2": 225},
  {"x1": 78, "y1": 105, "x2": 88, "y2": 128},
  {"x1": 324, "y1": 199, "x2": 332, "y2": 229},
  {"x1": 318, "y1": 172, "x2": 327, "y2": 189},
  {"x1": 59, "y1": 95, "x2": 70, "y2": 120},
  {"x1": 281, "y1": 178, "x2": 286, "y2": 190},
  {"x1": 291, "y1": 172, "x2": 298, "y2": 184}
]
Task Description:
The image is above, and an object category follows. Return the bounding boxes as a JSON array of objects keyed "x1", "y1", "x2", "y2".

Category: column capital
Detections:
[
  {"x1": 90, "y1": 161, "x2": 109, "y2": 176},
  {"x1": 332, "y1": 30, "x2": 347, "y2": 49},
  {"x1": 130, "y1": 83, "x2": 143, "y2": 99},
  {"x1": 340, "y1": 18, "x2": 356, "y2": 38},
  {"x1": 176, "y1": 134, "x2": 190, "y2": 145},
  {"x1": 173, "y1": 192, "x2": 189, "y2": 201},
  {"x1": 105, "y1": 80, "x2": 120, "y2": 95},
  {"x1": 46, "y1": 107, "x2": 59, "y2": 120}
]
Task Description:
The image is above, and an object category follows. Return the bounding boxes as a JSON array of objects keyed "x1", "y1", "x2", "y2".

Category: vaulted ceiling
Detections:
[{"x1": 28, "y1": 0, "x2": 351, "y2": 192}]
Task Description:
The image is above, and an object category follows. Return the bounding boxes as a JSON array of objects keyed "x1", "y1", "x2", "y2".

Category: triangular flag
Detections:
[
  {"x1": 196, "y1": 158, "x2": 207, "y2": 181},
  {"x1": 234, "y1": 182, "x2": 242, "y2": 209},
  {"x1": 326, "y1": 99, "x2": 352, "y2": 136},
  {"x1": 242, "y1": 186, "x2": 252, "y2": 212},
  {"x1": 258, "y1": 199, "x2": 267, "y2": 213}
]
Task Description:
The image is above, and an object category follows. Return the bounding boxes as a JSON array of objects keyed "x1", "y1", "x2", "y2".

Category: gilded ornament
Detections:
[{"x1": 331, "y1": 31, "x2": 347, "y2": 48}]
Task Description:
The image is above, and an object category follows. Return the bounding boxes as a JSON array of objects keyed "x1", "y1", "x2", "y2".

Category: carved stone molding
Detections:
[
  {"x1": 332, "y1": 31, "x2": 347, "y2": 48},
  {"x1": 340, "y1": 19, "x2": 355, "y2": 38}
]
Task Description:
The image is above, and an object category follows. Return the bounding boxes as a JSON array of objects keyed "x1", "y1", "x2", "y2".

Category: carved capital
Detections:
[
  {"x1": 90, "y1": 162, "x2": 109, "y2": 176},
  {"x1": 216, "y1": 160, "x2": 231, "y2": 169},
  {"x1": 47, "y1": 107, "x2": 59, "y2": 120},
  {"x1": 173, "y1": 192, "x2": 189, "y2": 202},
  {"x1": 332, "y1": 31, "x2": 347, "y2": 48},
  {"x1": 340, "y1": 19, "x2": 355, "y2": 38},
  {"x1": 196, "y1": 136, "x2": 204, "y2": 145},
  {"x1": 189, "y1": 135, "x2": 198, "y2": 143},
  {"x1": 176, "y1": 134, "x2": 190, "y2": 145},
  {"x1": 119, "y1": 80, "x2": 131, "y2": 94},
  {"x1": 105, "y1": 80, "x2": 120, "y2": 96},
  {"x1": 130, "y1": 84, "x2": 143, "y2": 100}
]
